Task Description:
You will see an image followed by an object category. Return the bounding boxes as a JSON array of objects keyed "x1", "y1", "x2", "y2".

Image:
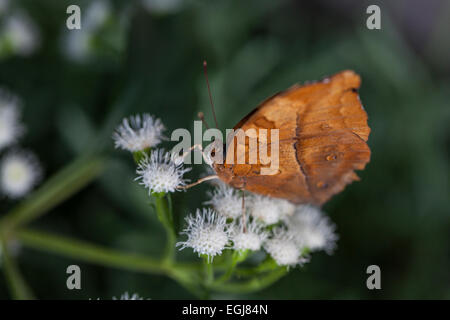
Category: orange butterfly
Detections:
[{"x1": 186, "y1": 66, "x2": 370, "y2": 206}]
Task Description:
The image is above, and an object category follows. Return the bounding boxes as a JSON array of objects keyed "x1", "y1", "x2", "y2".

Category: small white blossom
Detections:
[
  {"x1": 264, "y1": 228, "x2": 309, "y2": 267},
  {"x1": 1, "y1": 11, "x2": 40, "y2": 56},
  {"x1": 113, "y1": 114, "x2": 165, "y2": 152},
  {"x1": 204, "y1": 185, "x2": 242, "y2": 219},
  {"x1": 277, "y1": 199, "x2": 296, "y2": 219},
  {"x1": 0, "y1": 150, "x2": 42, "y2": 199},
  {"x1": 113, "y1": 292, "x2": 145, "y2": 300},
  {"x1": 231, "y1": 219, "x2": 268, "y2": 251},
  {"x1": 0, "y1": 90, "x2": 24, "y2": 150},
  {"x1": 287, "y1": 205, "x2": 338, "y2": 254},
  {"x1": 177, "y1": 208, "x2": 230, "y2": 262},
  {"x1": 247, "y1": 195, "x2": 295, "y2": 225},
  {"x1": 136, "y1": 149, "x2": 190, "y2": 194}
]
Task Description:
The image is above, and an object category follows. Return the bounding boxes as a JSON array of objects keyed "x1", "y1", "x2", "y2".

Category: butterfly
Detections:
[{"x1": 189, "y1": 69, "x2": 371, "y2": 206}]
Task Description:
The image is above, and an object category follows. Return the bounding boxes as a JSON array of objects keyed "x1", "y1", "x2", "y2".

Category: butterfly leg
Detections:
[
  {"x1": 176, "y1": 144, "x2": 203, "y2": 159},
  {"x1": 175, "y1": 144, "x2": 213, "y2": 165},
  {"x1": 177, "y1": 175, "x2": 219, "y2": 190}
]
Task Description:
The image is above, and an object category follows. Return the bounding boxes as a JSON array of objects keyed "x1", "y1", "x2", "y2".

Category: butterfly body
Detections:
[{"x1": 213, "y1": 70, "x2": 371, "y2": 206}]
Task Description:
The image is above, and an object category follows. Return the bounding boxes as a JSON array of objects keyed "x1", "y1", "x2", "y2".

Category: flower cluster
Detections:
[
  {"x1": 0, "y1": 89, "x2": 42, "y2": 199},
  {"x1": 113, "y1": 113, "x2": 339, "y2": 269},
  {"x1": 113, "y1": 113, "x2": 190, "y2": 194},
  {"x1": 178, "y1": 186, "x2": 337, "y2": 267}
]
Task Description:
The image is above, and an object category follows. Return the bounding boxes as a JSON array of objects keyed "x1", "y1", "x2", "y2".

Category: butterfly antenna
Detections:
[{"x1": 203, "y1": 60, "x2": 219, "y2": 129}]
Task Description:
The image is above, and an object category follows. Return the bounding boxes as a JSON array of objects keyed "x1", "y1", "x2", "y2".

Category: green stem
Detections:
[
  {"x1": 211, "y1": 267, "x2": 288, "y2": 294},
  {"x1": 199, "y1": 257, "x2": 214, "y2": 299},
  {"x1": 133, "y1": 149, "x2": 150, "y2": 164},
  {"x1": 0, "y1": 156, "x2": 105, "y2": 233},
  {"x1": 234, "y1": 256, "x2": 278, "y2": 277},
  {"x1": 153, "y1": 194, "x2": 176, "y2": 263},
  {"x1": 204, "y1": 258, "x2": 214, "y2": 285},
  {"x1": 16, "y1": 229, "x2": 169, "y2": 275},
  {"x1": 170, "y1": 268, "x2": 205, "y2": 299},
  {"x1": 16, "y1": 228, "x2": 206, "y2": 297},
  {"x1": 1, "y1": 238, "x2": 34, "y2": 300},
  {"x1": 216, "y1": 250, "x2": 245, "y2": 284}
]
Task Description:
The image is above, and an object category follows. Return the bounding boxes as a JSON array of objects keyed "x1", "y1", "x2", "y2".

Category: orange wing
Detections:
[{"x1": 214, "y1": 70, "x2": 371, "y2": 205}]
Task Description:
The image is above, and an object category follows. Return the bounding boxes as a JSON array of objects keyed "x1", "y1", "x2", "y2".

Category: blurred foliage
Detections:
[{"x1": 0, "y1": 0, "x2": 449, "y2": 299}]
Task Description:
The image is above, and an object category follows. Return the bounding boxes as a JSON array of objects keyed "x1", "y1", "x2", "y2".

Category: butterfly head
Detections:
[{"x1": 205, "y1": 139, "x2": 246, "y2": 189}]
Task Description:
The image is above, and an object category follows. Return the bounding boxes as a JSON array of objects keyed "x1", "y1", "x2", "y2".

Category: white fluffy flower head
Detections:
[
  {"x1": 0, "y1": 150, "x2": 42, "y2": 199},
  {"x1": 248, "y1": 195, "x2": 295, "y2": 225},
  {"x1": 136, "y1": 149, "x2": 190, "y2": 194},
  {"x1": 231, "y1": 218, "x2": 268, "y2": 251},
  {"x1": 3, "y1": 11, "x2": 40, "y2": 56},
  {"x1": 204, "y1": 185, "x2": 242, "y2": 219},
  {"x1": 264, "y1": 227, "x2": 309, "y2": 267},
  {"x1": 113, "y1": 114, "x2": 165, "y2": 152},
  {"x1": 177, "y1": 208, "x2": 230, "y2": 262},
  {"x1": 288, "y1": 205, "x2": 338, "y2": 254},
  {"x1": 0, "y1": 90, "x2": 24, "y2": 150}
]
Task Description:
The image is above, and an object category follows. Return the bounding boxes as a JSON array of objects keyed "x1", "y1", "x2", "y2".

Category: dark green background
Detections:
[{"x1": 0, "y1": 0, "x2": 449, "y2": 299}]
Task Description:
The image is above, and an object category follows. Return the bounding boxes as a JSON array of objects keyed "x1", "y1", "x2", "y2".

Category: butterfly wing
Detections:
[{"x1": 217, "y1": 70, "x2": 371, "y2": 205}]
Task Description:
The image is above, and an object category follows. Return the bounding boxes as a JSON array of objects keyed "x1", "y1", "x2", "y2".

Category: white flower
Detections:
[
  {"x1": 113, "y1": 114, "x2": 165, "y2": 152},
  {"x1": 231, "y1": 219, "x2": 268, "y2": 251},
  {"x1": 0, "y1": 90, "x2": 24, "y2": 150},
  {"x1": 277, "y1": 199, "x2": 296, "y2": 219},
  {"x1": 287, "y1": 205, "x2": 338, "y2": 254},
  {"x1": 136, "y1": 149, "x2": 190, "y2": 194},
  {"x1": 204, "y1": 185, "x2": 242, "y2": 219},
  {"x1": 177, "y1": 208, "x2": 230, "y2": 262},
  {"x1": 1, "y1": 11, "x2": 40, "y2": 56},
  {"x1": 113, "y1": 292, "x2": 145, "y2": 300},
  {"x1": 247, "y1": 195, "x2": 295, "y2": 225},
  {"x1": 264, "y1": 228, "x2": 309, "y2": 267},
  {"x1": 0, "y1": 150, "x2": 42, "y2": 199}
]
